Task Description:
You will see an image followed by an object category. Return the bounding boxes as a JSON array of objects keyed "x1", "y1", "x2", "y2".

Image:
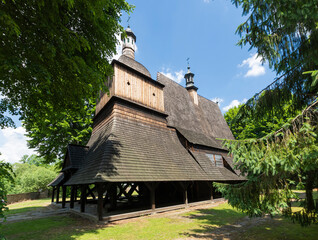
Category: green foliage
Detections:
[
  {"x1": 232, "y1": 0, "x2": 318, "y2": 120},
  {"x1": 25, "y1": 100, "x2": 95, "y2": 163},
  {"x1": 0, "y1": 160, "x2": 14, "y2": 222},
  {"x1": 216, "y1": 106, "x2": 318, "y2": 225},
  {"x1": 221, "y1": 0, "x2": 318, "y2": 226},
  {"x1": 6, "y1": 155, "x2": 58, "y2": 194},
  {"x1": 224, "y1": 100, "x2": 296, "y2": 139},
  {"x1": 0, "y1": 0, "x2": 133, "y2": 162},
  {"x1": 11, "y1": 164, "x2": 57, "y2": 194}
]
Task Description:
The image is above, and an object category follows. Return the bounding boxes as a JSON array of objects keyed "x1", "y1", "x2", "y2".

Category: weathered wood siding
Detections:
[
  {"x1": 96, "y1": 63, "x2": 164, "y2": 115},
  {"x1": 114, "y1": 64, "x2": 164, "y2": 112},
  {"x1": 96, "y1": 76, "x2": 115, "y2": 114}
]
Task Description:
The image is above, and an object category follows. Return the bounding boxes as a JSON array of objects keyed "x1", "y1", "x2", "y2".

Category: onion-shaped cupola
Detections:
[{"x1": 122, "y1": 26, "x2": 136, "y2": 59}]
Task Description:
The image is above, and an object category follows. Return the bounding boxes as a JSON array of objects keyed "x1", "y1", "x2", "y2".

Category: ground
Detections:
[{"x1": 1, "y1": 198, "x2": 318, "y2": 240}]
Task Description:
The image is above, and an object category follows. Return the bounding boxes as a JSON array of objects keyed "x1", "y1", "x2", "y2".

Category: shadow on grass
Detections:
[
  {"x1": 1, "y1": 215, "x2": 103, "y2": 240},
  {"x1": 5, "y1": 206, "x2": 48, "y2": 216},
  {"x1": 181, "y1": 207, "x2": 246, "y2": 239}
]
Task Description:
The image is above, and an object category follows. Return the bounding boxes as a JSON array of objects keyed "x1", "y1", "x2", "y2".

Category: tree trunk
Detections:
[{"x1": 305, "y1": 171, "x2": 315, "y2": 212}]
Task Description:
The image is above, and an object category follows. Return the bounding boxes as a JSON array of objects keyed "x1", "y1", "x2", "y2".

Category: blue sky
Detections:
[{"x1": 0, "y1": 0, "x2": 277, "y2": 163}]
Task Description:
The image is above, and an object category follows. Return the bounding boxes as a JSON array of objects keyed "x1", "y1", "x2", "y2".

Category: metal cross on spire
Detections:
[{"x1": 127, "y1": 16, "x2": 131, "y2": 28}]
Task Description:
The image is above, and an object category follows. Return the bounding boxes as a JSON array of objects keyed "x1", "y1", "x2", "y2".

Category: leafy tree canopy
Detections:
[
  {"x1": 0, "y1": 0, "x2": 133, "y2": 161},
  {"x1": 0, "y1": 160, "x2": 14, "y2": 222},
  {"x1": 232, "y1": 0, "x2": 318, "y2": 120},
  {"x1": 224, "y1": 99, "x2": 297, "y2": 140},
  {"x1": 217, "y1": 0, "x2": 318, "y2": 226},
  {"x1": 5, "y1": 155, "x2": 58, "y2": 195}
]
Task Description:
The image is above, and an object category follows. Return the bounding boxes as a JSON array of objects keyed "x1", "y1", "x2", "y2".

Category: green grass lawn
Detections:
[
  {"x1": 234, "y1": 217, "x2": 318, "y2": 240},
  {"x1": 1, "y1": 201, "x2": 318, "y2": 240},
  {"x1": 4, "y1": 198, "x2": 51, "y2": 216}
]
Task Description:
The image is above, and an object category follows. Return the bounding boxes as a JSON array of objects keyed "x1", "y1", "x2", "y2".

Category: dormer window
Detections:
[
  {"x1": 206, "y1": 154, "x2": 223, "y2": 167},
  {"x1": 127, "y1": 38, "x2": 130, "y2": 43}
]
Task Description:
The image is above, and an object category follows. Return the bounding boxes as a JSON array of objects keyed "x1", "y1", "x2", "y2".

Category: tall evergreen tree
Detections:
[{"x1": 217, "y1": 0, "x2": 318, "y2": 226}]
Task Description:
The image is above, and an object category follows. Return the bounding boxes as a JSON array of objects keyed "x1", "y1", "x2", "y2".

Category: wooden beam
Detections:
[
  {"x1": 80, "y1": 185, "x2": 86, "y2": 212},
  {"x1": 210, "y1": 181, "x2": 214, "y2": 200},
  {"x1": 51, "y1": 187, "x2": 55, "y2": 202},
  {"x1": 70, "y1": 186, "x2": 75, "y2": 208},
  {"x1": 74, "y1": 186, "x2": 77, "y2": 202},
  {"x1": 86, "y1": 186, "x2": 96, "y2": 199},
  {"x1": 56, "y1": 186, "x2": 60, "y2": 203},
  {"x1": 145, "y1": 182, "x2": 159, "y2": 211},
  {"x1": 109, "y1": 183, "x2": 117, "y2": 210},
  {"x1": 62, "y1": 186, "x2": 67, "y2": 208},
  {"x1": 97, "y1": 183, "x2": 104, "y2": 221},
  {"x1": 178, "y1": 182, "x2": 190, "y2": 206}
]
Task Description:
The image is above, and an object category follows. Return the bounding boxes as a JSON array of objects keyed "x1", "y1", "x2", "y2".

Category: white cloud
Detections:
[
  {"x1": 161, "y1": 68, "x2": 185, "y2": 83},
  {"x1": 222, "y1": 98, "x2": 247, "y2": 112},
  {"x1": 0, "y1": 127, "x2": 36, "y2": 164},
  {"x1": 239, "y1": 53, "x2": 265, "y2": 77},
  {"x1": 211, "y1": 97, "x2": 224, "y2": 106},
  {"x1": 203, "y1": 0, "x2": 211, "y2": 3}
]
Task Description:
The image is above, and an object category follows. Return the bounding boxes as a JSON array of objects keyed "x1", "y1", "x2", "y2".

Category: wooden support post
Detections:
[
  {"x1": 70, "y1": 186, "x2": 75, "y2": 209},
  {"x1": 51, "y1": 187, "x2": 55, "y2": 202},
  {"x1": 184, "y1": 188, "x2": 188, "y2": 205},
  {"x1": 145, "y1": 182, "x2": 158, "y2": 211},
  {"x1": 56, "y1": 186, "x2": 60, "y2": 203},
  {"x1": 109, "y1": 184, "x2": 117, "y2": 210},
  {"x1": 179, "y1": 182, "x2": 189, "y2": 206},
  {"x1": 150, "y1": 188, "x2": 155, "y2": 210},
  {"x1": 74, "y1": 186, "x2": 77, "y2": 202},
  {"x1": 210, "y1": 181, "x2": 214, "y2": 200},
  {"x1": 80, "y1": 185, "x2": 86, "y2": 212},
  {"x1": 62, "y1": 186, "x2": 67, "y2": 208},
  {"x1": 97, "y1": 183, "x2": 104, "y2": 221}
]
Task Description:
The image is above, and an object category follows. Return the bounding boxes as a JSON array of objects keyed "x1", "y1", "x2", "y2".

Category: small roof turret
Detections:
[{"x1": 122, "y1": 26, "x2": 136, "y2": 59}]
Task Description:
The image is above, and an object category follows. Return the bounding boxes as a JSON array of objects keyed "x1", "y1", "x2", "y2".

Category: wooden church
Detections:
[{"x1": 49, "y1": 27, "x2": 244, "y2": 221}]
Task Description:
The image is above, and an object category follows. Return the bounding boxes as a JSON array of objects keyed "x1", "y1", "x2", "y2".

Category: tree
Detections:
[
  {"x1": 0, "y1": 0, "x2": 133, "y2": 161},
  {"x1": 232, "y1": 0, "x2": 318, "y2": 119},
  {"x1": 7, "y1": 155, "x2": 58, "y2": 194},
  {"x1": 11, "y1": 164, "x2": 57, "y2": 194},
  {"x1": 224, "y1": 99, "x2": 297, "y2": 139},
  {"x1": 0, "y1": 160, "x2": 14, "y2": 222},
  {"x1": 216, "y1": 0, "x2": 318, "y2": 226}
]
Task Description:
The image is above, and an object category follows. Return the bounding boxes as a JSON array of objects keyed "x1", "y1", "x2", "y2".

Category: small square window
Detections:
[{"x1": 206, "y1": 154, "x2": 223, "y2": 167}]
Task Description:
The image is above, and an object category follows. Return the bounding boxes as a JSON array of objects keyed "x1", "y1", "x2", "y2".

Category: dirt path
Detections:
[{"x1": 2, "y1": 206, "x2": 69, "y2": 223}]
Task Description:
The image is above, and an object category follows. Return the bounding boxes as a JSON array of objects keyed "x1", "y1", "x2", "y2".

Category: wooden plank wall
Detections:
[
  {"x1": 114, "y1": 65, "x2": 164, "y2": 112},
  {"x1": 95, "y1": 76, "x2": 115, "y2": 115},
  {"x1": 95, "y1": 64, "x2": 165, "y2": 115}
]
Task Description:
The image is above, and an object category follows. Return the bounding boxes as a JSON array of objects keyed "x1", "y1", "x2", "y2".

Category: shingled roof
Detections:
[
  {"x1": 48, "y1": 172, "x2": 64, "y2": 187},
  {"x1": 157, "y1": 73, "x2": 234, "y2": 140},
  {"x1": 190, "y1": 150, "x2": 244, "y2": 181},
  {"x1": 65, "y1": 116, "x2": 212, "y2": 185},
  {"x1": 61, "y1": 144, "x2": 88, "y2": 171},
  {"x1": 117, "y1": 55, "x2": 152, "y2": 78}
]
